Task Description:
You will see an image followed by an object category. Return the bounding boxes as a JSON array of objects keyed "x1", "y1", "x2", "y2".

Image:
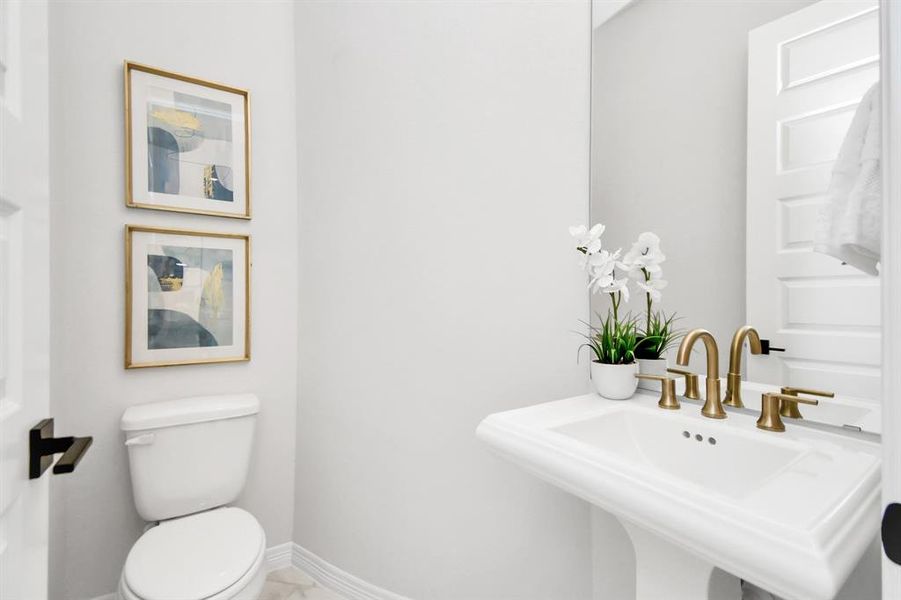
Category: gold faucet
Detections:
[
  {"x1": 667, "y1": 368, "x2": 700, "y2": 400},
  {"x1": 676, "y1": 329, "x2": 726, "y2": 419},
  {"x1": 724, "y1": 326, "x2": 762, "y2": 409},
  {"x1": 756, "y1": 392, "x2": 819, "y2": 432},
  {"x1": 779, "y1": 386, "x2": 834, "y2": 419},
  {"x1": 635, "y1": 374, "x2": 679, "y2": 410}
]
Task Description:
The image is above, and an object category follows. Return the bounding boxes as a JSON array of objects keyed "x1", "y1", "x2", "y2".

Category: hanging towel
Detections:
[{"x1": 813, "y1": 82, "x2": 882, "y2": 276}]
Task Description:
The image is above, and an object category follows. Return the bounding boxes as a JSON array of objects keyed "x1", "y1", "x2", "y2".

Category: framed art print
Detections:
[
  {"x1": 124, "y1": 61, "x2": 251, "y2": 219},
  {"x1": 126, "y1": 225, "x2": 250, "y2": 368}
]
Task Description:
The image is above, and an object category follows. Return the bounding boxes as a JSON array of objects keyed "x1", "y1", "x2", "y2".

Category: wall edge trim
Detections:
[{"x1": 291, "y1": 543, "x2": 413, "y2": 600}]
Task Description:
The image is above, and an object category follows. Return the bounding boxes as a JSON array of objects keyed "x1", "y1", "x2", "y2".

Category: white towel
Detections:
[{"x1": 813, "y1": 82, "x2": 882, "y2": 276}]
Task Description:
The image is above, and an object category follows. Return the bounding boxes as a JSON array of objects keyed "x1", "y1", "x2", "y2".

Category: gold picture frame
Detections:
[
  {"x1": 124, "y1": 61, "x2": 252, "y2": 219},
  {"x1": 126, "y1": 225, "x2": 251, "y2": 369}
]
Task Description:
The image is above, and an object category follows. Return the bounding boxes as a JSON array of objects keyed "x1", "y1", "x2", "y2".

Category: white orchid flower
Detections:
[
  {"x1": 570, "y1": 223, "x2": 605, "y2": 255},
  {"x1": 577, "y1": 245, "x2": 605, "y2": 271},
  {"x1": 588, "y1": 272, "x2": 614, "y2": 293},
  {"x1": 584, "y1": 250, "x2": 620, "y2": 286},
  {"x1": 585, "y1": 248, "x2": 618, "y2": 279},
  {"x1": 635, "y1": 277, "x2": 667, "y2": 302},
  {"x1": 586, "y1": 249, "x2": 631, "y2": 301},
  {"x1": 598, "y1": 277, "x2": 631, "y2": 301},
  {"x1": 624, "y1": 231, "x2": 666, "y2": 271}
]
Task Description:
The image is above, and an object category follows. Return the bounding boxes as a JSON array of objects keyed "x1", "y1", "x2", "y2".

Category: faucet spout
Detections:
[
  {"x1": 676, "y1": 329, "x2": 726, "y2": 419},
  {"x1": 724, "y1": 326, "x2": 762, "y2": 408}
]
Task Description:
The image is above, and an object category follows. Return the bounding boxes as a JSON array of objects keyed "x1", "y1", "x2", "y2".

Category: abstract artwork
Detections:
[
  {"x1": 125, "y1": 62, "x2": 251, "y2": 219},
  {"x1": 126, "y1": 226, "x2": 250, "y2": 368}
]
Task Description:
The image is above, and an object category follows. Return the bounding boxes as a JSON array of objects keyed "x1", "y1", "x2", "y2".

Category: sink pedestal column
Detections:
[{"x1": 619, "y1": 519, "x2": 741, "y2": 600}]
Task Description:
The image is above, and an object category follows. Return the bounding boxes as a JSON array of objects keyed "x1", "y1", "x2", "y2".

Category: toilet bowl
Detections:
[
  {"x1": 118, "y1": 395, "x2": 263, "y2": 600},
  {"x1": 118, "y1": 507, "x2": 267, "y2": 600}
]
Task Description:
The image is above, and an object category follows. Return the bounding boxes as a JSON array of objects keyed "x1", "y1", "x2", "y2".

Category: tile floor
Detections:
[{"x1": 261, "y1": 566, "x2": 347, "y2": 600}]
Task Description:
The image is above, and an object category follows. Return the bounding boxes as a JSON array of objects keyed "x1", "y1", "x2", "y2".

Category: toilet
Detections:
[{"x1": 118, "y1": 394, "x2": 266, "y2": 600}]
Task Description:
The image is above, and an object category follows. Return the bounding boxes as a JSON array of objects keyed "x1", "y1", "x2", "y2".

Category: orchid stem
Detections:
[
  {"x1": 610, "y1": 291, "x2": 620, "y2": 323},
  {"x1": 643, "y1": 267, "x2": 652, "y2": 333}
]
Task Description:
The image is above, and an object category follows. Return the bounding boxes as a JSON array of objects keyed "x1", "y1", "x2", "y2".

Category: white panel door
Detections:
[
  {"x1": 0, "y1": 1, "x2": 51, "y2": 599},
  {"x1": 747, "y1": 0, "x2": 881, "y2": 402}
]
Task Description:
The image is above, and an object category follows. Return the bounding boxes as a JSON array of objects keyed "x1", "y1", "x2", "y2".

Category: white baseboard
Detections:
[
  {"x1": 265, "y1": 541, "x2": 295, "y2": 571},
  {"x1": 290, "y1": 543, "x2": 412, "y2": 600}
]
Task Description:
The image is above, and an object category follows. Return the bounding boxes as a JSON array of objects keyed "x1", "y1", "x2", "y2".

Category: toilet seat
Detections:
[{"x1": 119, "y1": 507, "x2": 266, "y2": 600}]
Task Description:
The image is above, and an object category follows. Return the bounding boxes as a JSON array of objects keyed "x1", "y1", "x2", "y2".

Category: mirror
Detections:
[{"x1": 589, "y1": 0, "x2": 882, "y2": 433}]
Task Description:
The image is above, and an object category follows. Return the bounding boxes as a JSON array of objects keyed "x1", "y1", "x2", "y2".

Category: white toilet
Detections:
[{"x1": 118, "y1": 394, "x2": 266, "y2": 600}]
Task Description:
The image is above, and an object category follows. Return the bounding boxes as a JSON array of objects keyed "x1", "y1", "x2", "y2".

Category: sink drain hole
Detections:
[
  {"x1": 695, "y1": 434, "x2": 703, "y2": 442},
  {"x1": 682, "y1": 431, "x2": 690, "y2": 438},
  {"x1": 708, "y1": 437, "x2": 717, "y2": 445}
]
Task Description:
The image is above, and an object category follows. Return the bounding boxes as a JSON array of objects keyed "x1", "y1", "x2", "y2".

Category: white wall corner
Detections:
[{"x1": 291, "y1": 543, "x2": 412, "y2": 600}]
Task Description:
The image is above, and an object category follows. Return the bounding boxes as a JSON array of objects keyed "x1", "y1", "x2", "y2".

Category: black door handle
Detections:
[
  {"x1": 760, "y1": 339, "x2": 786, "y2": 355},
  {"x1": 29, "y1": 418, "x2": 93, "y2": 479},
  {"x1": 884, "y1": 503, "x2": 901, "y2": 565}
]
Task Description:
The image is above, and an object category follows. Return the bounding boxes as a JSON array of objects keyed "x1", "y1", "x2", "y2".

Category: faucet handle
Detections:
[
  {"x1": 757, "y1": 392, "x2": 819, "y2": 432},
  {"x1": 780, "y1": 386, "x2": 834, "y2": 398},
  {"x1": 667, "y1": 368, "x2": 700, "y2": 400},
  {"x1": 635, "y1": 374, "x2": 680, "y2": 410},
  {"x1": 779, "y1": 387, "x2": 833, "y2": 419},
  {"x1": 768, "y1": 393, "x2": 820, "y2": 406}
]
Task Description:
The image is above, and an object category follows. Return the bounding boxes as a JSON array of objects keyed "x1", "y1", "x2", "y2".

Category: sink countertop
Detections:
[{"x1": 476, "y1": 391, "x2": 881, "y2": 600}]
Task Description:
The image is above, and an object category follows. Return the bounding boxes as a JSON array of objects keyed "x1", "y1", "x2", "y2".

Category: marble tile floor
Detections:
[{"x1": 260, "y1": 566, "x2": 347, "y2": 600}]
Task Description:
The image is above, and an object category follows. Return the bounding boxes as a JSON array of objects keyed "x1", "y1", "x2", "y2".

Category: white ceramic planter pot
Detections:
[
  {"x1": 637, "y1": 357, "x2": 667, "y2": 391},
  {"x1": 590, "y1": 361, "x2": 639, "y2": 400}
]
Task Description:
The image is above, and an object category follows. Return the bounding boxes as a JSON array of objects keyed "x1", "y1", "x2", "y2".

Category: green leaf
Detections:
[
  {"x1": 636, "y1": 311, "x2": 686, "y2": 359},
  {"x1": 576, "y1": 311, "x2": 640, "y2": 365}
]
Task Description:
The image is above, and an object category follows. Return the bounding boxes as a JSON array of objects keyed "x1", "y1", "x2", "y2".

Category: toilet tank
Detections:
[{"x1": 121, "y1": 394, "x2": 259, "y2": 522}]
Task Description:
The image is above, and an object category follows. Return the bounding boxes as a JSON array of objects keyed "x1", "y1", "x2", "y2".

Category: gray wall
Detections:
[
  {"x1": 590, "y1": 0, "x2": 815, "y2": 371},
  {"x1": 293, "y1": 1, "x2": 596, "y2": 598},
  {"x1": 48, "y1": 3, "x2": 299, "y2": 597}
]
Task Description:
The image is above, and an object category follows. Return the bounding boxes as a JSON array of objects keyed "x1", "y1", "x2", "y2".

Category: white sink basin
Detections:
[
  {"x1": 477, "y1": 392, "x2": 880, "y2": 600},
  {"x1": 553, "y1": 408, "x2": 806, "y2": 499}
]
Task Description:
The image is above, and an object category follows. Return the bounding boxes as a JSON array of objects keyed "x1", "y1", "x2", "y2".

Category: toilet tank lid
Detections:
[{"x1": 121, "y1": 394, "x2": 259, "y2": 431}]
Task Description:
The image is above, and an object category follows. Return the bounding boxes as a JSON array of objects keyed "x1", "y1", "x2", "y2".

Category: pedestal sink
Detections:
[{"x1": 476, "y1": 392, "x2": 880, "y2": 600}]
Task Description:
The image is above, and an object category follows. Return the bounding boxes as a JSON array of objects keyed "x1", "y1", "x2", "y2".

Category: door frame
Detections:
[{"x1": 881, "y1": 0, "x2": 901, "y2": 596}]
